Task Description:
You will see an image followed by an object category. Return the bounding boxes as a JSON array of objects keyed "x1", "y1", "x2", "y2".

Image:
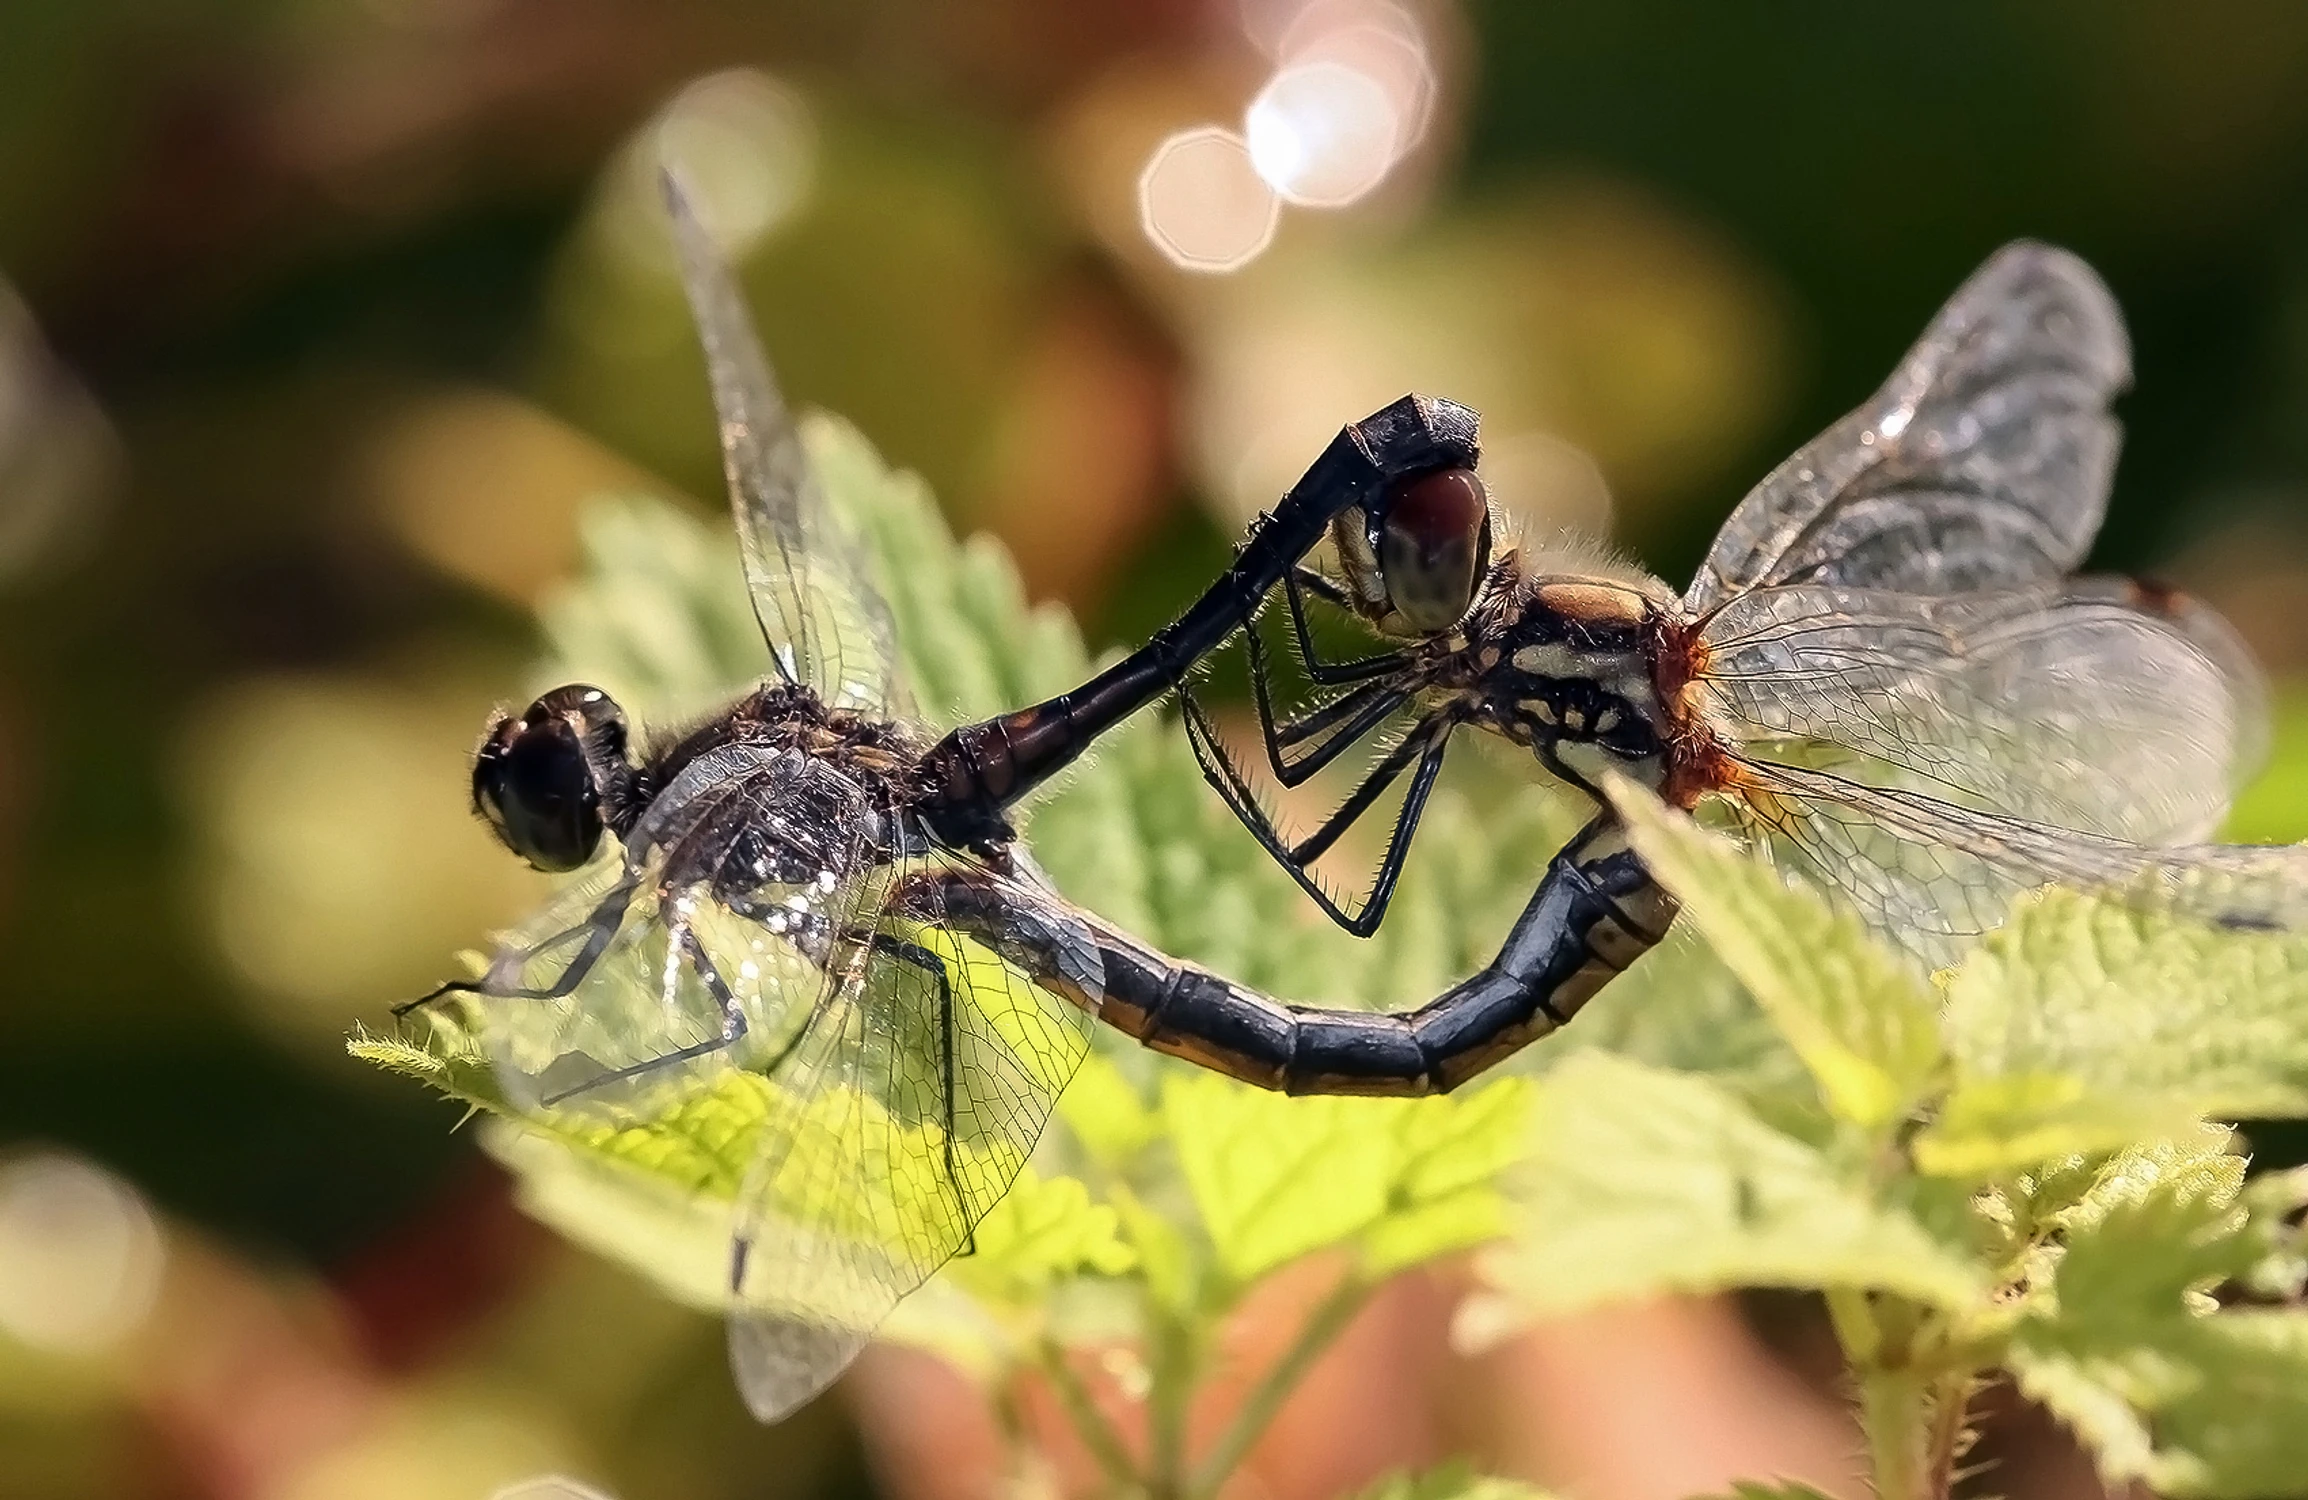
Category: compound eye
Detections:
[
  {"x1": 472, "y1": 699, "x2": 607, "y2": 873},
  {"x1": 1378, "y1": 466, "x2": 1490, "y2": 634}
]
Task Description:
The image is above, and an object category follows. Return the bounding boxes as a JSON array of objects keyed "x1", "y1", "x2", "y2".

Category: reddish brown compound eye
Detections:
[{"x1": 1377, "y1": 465, "x2": 1490, "y2": 633}]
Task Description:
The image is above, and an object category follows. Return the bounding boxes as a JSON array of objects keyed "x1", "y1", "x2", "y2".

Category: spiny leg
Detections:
[
  {"x1": 538, "y1": 924, "x2": 754, "y2": 1106},
  {"x1": 860, "y1": 932, "x2": 973, "y2": 1257},
  {"x1": 1236, "y1": 653, "x2": 1413, "y2": 786},
  {"x1": 394, "y1": 874, "x2": 641, "y2": 1017},
  {"x1": 1279, "y1": 565, "x2": 1409, "y2": 684},
  {"x1": 1182, "y1": 694, "x2": 1458, "y2": 935}
]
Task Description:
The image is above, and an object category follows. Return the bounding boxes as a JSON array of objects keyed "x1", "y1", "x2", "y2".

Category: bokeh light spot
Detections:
[
  {"x1": 1138, "y1": 126, "x2": 1281, "y2": 273},
  {"x1": 1288, "y1": 11, "x2": 1438, "y2": 151},
  {"x1": 1246, "y1": 60, "x2": 1402, "y2": 207},
  {"x1": 0, "y1": 1153, "x2": 164, "y2": 1356},
  {"x1": 606, "y1": 69, "x2": 817, "y2": 272},
  {"x1": 492, "y1": 1478, "x2": 618, "y2": 1500}
]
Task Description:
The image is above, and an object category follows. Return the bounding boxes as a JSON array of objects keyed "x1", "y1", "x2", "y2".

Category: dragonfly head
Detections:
[
  {"x1": 471, "y1": 685, "x2": 640, "y2": 872},
  {"x1": 1333, "y1": 463, "x2": 1495, "y2": 637}
]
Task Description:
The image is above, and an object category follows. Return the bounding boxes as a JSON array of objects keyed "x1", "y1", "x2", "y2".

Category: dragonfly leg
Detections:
[
  {"x1": 535, "y1": 925, "x2": 753, "y2": 1106},
  {"x1": 914, "y1": 395, "x2": 1478, "y2": 838},
  {"x1": 1238, "y1": 649, "x2": 1411, "y2": 786},
  {"x1": 858, "y1": 932, "x2": 975, "y2": 1255},
  {"x1": 395, "y1": 874, "x2": 641, "y2": 1016},
  {"x1": 1181, "y1": 694, "x2": 1457, "y2": 935},
  {"x1": 1277, "y1": 565, "x2": 1410, "y2": 685}
]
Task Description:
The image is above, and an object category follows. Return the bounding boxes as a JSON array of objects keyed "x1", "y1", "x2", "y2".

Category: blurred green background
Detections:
[{"x1": 1, "y1": 2, "x2": 2305, "y2": 1497}]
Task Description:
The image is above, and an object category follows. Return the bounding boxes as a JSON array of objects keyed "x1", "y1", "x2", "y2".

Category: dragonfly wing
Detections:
[
  {"x1": 1686, "y1": 242, "x2": 2128, "y2": 613},
  {"x1": 1717, "y1": 760, "x2": 2308, "y2": 970},
  {"x1": 1694, "y1": 578, "x2": 2266, "y2": 851},
  {"x1": 462, "y1": 746, "x2": 869, "y2": 1117},
  {"x1": 662, "y1": 168, "x2": 902, "y2": 715},
  {"x1": 725, "y1": 858, "x2": 1096, "y2": 1422}
]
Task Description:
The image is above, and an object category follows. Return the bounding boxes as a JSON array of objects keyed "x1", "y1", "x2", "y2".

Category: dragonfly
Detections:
[
  {"x1": 411, "y1": 171, "x2": 1564, "y2": 1423},
  {"x1": 928, "y1": 240, "x2": 2306, "y2": 1061}
]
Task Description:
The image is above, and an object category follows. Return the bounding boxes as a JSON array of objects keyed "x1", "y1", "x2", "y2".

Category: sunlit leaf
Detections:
[
  {"x1": 1947, "y1": 887, "x2": 2308, "y2": 1121},
  {"x1": 2008, "y1": 1134, "x2": 2308, "y2": 1497},
  {"x1": 1110, "y1": 1185, "x2": 1200, "y2": 1316},
  {"x1": 1609, "y1": 778, "x2": 1943, "y2": 1132},
  {"x1": 1165, "y1": 1074, "x2": 1394, "y2": 1286},
  {"x1": 937, "y1": 1170, "x2": 1136, "y2": 1306},
  {"x1": 2224, "y1": 686, "x2": 2308, "y2": 844},
  {"x1": 487, "y1": 1123, "x2": 736, "y2": 1314},
  {"x1": 1531, "y1": 927, "x2": 1825, "y2": 1140},
  {"x1": 538, "y1": 493, "x2": 771, "y2": 724},
  {"x1": 1165, "y1": 1073, "x2": 1536, "y2": 1287},
  {"x1": 1477, "y1": 1054, "x2": 1983, "y2": 1322},
  {"x1": 348, "y1": 1019, "x2": 502, "y2": 1107},
  {"x1": 1054, "y1": 1052, "x2": 1163, "y2": 1169},
  {"x1": 1913, "y1": 1072, "x2": 2201, "y2": 1180}
]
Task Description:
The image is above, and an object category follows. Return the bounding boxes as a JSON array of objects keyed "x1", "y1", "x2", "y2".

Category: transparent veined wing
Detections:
[
  {"x1": 1691, "y1": 578, "x2": 2270, "y2": 854},
  {"x1": 1685, "y1": 242, "x2": 2129, "y2": 613},
  {"x1": 725, "y1": 859, "x2": 1098, "y2": 1422},
  {"x1": 461, "y1": 745, "x2": 875, "y2": 1116},
  {"x1": 1710, "y1": 760, "x2": 2308, "y2": 971},
  {"x1": 661, "y1": 168, "x2": 903, "y2": 715}
]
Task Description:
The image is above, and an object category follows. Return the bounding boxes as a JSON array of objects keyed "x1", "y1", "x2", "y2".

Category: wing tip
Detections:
[{"x1": 1972, "y1": 238, "x2": 2132, "y2": 388}]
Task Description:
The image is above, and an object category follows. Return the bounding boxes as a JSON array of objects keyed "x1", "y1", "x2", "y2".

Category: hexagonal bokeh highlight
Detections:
[{"x1": 1138, "y1": 126, "x2": 1282, "y2": 274}]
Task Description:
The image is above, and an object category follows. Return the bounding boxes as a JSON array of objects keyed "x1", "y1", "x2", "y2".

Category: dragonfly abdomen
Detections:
[{"x1": 931, "y1": 822, "x2": 1676, "y2": 1098}]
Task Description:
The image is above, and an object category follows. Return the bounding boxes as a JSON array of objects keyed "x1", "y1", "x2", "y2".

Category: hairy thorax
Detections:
[{"x1": 1416, "y1": 570, "x2": 1711, "y2": 805}]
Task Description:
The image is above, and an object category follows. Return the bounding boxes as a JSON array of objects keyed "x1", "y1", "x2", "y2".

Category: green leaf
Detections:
[
  {"x1": 1164, "y1": 1075, "x2": 1393, "y2": 1285},
  {"x1": 1608, "y1": 777, "x2": 1943, "y2": 1132},
  {"x1": 486, "y1": 1122, "x2": 738, "y2": 1313},
  {"x1": 1946, "y1": 887, "x2": 2308, "y2": 1122},
  {"x1": 1053, "y1": 1052, "x2": 1163, "y2": 1169},
  {"x1": 1164, "y1": 1073, "x2": 1536, "y2": 1286},
  {"x1": 1913, "y1": 1072, "x2": 2203, "y2": 1180},
  {"x1": 2237, "y1": 1166, "x2": 2308, "y2": 1302},
  {"x1": 2056, "y1": 1133, "x2": 2247, "y2": 1244},
  {"x1": 1531, "y1": 928, "x2": 1825, "y2": 1139},
  {"x1": 2008, "y1": 1135, "x2": 2308, "y2": 1497},
  {"x1": 1367, "y1": 1076, "x2": 1540, "y2": 1277},
  {"x1": 348, "y1": 1019, "x2": 501, "y2": 1107},
  {"x1": 1691, "y1": 1484, "x2": 1843, "y2": 1500},
  {"x1": 1478, "y1": 1054, "x2": 1983, "y2": 1322},
  {"x1": 1349, "y1": 1462, "x2": 1562, "y2": 1500},
  {"x1": 2224, "y1": 685, "x2": 2308, "y2": 843},
  {"x1": 538, "y1": 414, "x2": 1092, "y2": 733},
  {"x1": 934, "y1": 1170, "x2": 1136, "y2": 1306},
  {"x1": 1110, "y1": 1184, "x2": 1200, "y2": 1316}
]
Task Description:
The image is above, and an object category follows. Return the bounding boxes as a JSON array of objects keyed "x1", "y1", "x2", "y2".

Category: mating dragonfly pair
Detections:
[{"x1": 407, "y1": 173, "x2": 2302, "y2": 1421}]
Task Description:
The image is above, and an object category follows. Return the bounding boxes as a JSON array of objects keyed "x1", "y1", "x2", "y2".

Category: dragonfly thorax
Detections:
[
  {"x1": 1452, "y1": 574, "x2": 1672, "y2": 800},
  {"x1": 637, "y1": 682, "x2": 942, "y2": 895}
]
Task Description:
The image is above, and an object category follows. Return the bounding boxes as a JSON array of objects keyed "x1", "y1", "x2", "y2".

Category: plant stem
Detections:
[
  {"x1": 1036, "y1": 1338, "x2": 1141, "y2": 1494},
  {"x1": 1859, "y1": 1365, "x2": 1930, "y2": 1500},
  {"x1": 1919, "y1": 1370, "x2": 1977, "y2": 1500},
  {"x1": 1145, "y1": 1307, "x2": 1197, "y2": 1500},
  {"x1": 1825, "y1": 1286, "x2": 1882, "y2": 1365},
  {"x1": 1830, "y1": 1291, "x2": 1969, "y2": 1500},
  {"x1": 1186, "y1": 1272, "x2": 1373, "y2": 1500}
]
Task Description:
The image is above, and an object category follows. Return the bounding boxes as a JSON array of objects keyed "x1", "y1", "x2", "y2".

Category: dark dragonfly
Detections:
[
  {"x1": 928, "y1": 241, "x2": 2306, "y2": 1070},
  {"x1": 411, "y1": 174, "x2": 1566, "y2": 1422}
]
